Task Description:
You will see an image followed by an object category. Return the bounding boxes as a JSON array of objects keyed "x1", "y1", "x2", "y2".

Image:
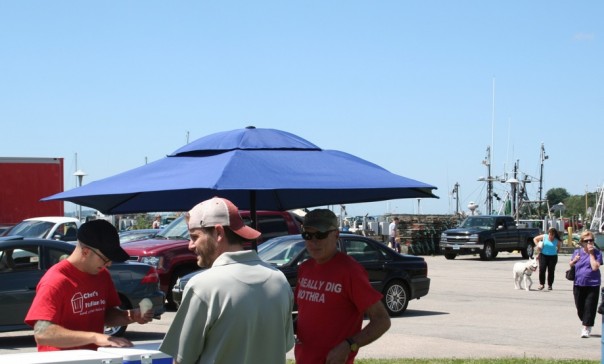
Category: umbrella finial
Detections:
[{"x1": 246, "y1": 126, "x2": 256, "y2": 129}]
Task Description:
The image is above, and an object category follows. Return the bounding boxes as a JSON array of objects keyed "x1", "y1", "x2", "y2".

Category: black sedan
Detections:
[
  {"x1": 172, "y1": 233, "x2": 430, "y2": 316},
  {"x1": 0, "y1": 236, "x2": 166, "y2": 336}
]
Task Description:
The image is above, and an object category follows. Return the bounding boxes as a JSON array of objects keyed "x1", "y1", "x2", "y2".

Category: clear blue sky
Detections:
[{"x1": 1, "y1": 1, "x2": 602, "y2": 217}]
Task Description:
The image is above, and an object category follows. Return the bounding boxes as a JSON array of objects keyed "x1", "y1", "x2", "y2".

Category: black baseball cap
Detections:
[{"x1": 77, "y1": 219, "x2": 129, "y2": 262}]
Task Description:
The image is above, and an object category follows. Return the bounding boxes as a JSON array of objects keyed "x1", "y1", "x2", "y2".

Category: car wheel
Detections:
[
  {"x1": 104, "y1": 323, "x2": 127, "y2": 337},
  {"x1": 382, "y1": 280, "x2": 410, "y2": 316},
  {"x1": 480, "y1": 242, "x2": 496, "y2": 260},
  {"x1": 444, "y1": 253, "x2": 457, "y2": 260},
  {"x1": 166, "y1": 267, "x2": 197, "y2": 311},
  {"x1": 522, "y1": 242, "x2": 534, "y2": 259}
]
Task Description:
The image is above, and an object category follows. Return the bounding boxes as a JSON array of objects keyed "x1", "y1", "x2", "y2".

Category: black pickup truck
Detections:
[{"x1": 439, "y1": 215, "x2": 540, "y2": 260}]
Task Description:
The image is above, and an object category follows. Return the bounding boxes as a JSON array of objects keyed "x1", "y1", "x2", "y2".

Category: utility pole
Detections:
[
  {"x1": 452, "y1": 182, "x2": 460, "y2": 215},
  {"x1": 74, "y1": 169, "x2": 87, "y2": 222}
]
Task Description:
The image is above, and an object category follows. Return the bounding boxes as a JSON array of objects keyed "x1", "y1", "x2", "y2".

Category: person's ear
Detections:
[
  {"x1": 214, "y1": 225, "x2": 226, "y2": 241},
  {"x1": 80, "y1": 246, "x2": 90, "y2": 259}
]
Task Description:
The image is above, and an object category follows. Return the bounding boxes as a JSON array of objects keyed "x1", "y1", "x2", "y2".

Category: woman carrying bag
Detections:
[
  {"x1": 569, "y1": 230, "x2": 602, "y2": 338},
  {"x1": 533, "y1": 227, "x2": 562, "y2": 290}
]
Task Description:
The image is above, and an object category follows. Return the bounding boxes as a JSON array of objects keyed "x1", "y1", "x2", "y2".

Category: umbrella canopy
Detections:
[{"x1": 44, "y1": 126, "x2": 438, "y2": 214}]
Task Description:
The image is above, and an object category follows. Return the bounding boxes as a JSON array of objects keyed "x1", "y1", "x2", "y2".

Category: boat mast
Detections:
[
  {"x1": 486, "y1": 78, "x2": 496, "y2": 214},
  {"x1": 590, "y1": 185, "x2": 604, "y2": 232},
  {"x1": 484, "y1": 147, "x2": 493, "y2": 214},
  {"x1": 538, "y1": 143, "x2": 548, "y2": 216}
]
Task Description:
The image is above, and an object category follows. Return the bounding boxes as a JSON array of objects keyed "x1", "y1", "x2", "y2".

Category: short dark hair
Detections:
[
  {"x1": 223, "y1": 226, "x2": 251, "y2": 245},
  {"x1": 202, "y1": 226, "x2": 252, "y2": 246}
]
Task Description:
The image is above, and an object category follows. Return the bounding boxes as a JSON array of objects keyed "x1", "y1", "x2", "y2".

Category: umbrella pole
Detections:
[{"x1": 250, "y1": 191, "x2": 258, "y2": 251}]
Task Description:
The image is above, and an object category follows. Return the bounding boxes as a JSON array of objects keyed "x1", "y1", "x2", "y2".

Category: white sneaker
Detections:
[{"x1": 581, "y1": 327, "x2": 591, "y2": 338}]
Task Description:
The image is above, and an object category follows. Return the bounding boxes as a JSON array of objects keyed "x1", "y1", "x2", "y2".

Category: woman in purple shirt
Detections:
[{"x1": 569, "y1": 230, "x2": 602, "y2": 338}]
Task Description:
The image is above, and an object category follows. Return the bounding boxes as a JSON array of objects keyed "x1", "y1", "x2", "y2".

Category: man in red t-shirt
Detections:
[
  {"x1": 294, "y1": 209, "x2": 391, "y2": 364},
  {"x1": 25, "y1": 220, "x2": 155, "y2": 351}
]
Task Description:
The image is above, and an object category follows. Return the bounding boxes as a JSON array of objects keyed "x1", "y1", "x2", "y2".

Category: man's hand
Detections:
[
  {"x1": 96, "y1": 334, "x2": 133, "y2": 348},
  {"x1": 129, "y1": 308, "x2": 154, "y2": 324},
  {"x1": 325, "y1": 340, "x2": 350, "y2": 364},
  {"x1": 33, "y1": 320, "x2": 133, "y2": 349}
]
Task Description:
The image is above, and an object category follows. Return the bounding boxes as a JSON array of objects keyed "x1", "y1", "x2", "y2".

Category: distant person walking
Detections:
[
  {"x1": 533, "y1": 227, "x2": 562, "y2": 290},
  {"x1": 152, "y1": 215, "x2": 161, "y2": 229},
  {"x1": 388, "y1": 217, "x2": 400, "y2": 253},
  {"x1": 569, "y1": 230, "x2": 602, "y2": 338}
]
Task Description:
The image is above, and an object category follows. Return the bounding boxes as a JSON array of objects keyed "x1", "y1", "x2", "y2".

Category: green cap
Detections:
[{"x1": 303, "y1": 209, "x2": 338, "y2": 232}]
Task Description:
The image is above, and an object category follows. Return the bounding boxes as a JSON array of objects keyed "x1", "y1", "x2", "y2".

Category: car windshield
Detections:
[
  {"x1": 459, "y1": 217, "x2": 494, "y2": 229},
  {"x1": 155, "y1": 216, "x2": 189, "y2": 240},
  {"x1": 258, "y1": 237, "x2": 305, "y2": 266},
  {"x1": 119, "y1": 230, "x2": 158, "y2": 244},
  {"x1": 7, "y1": 220, "x2": 54, "y2": 238}
]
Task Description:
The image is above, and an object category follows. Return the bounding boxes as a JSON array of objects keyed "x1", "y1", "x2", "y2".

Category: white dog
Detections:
[{"x1": 513, "y1": 257, "x2": 538, "y2": 291}]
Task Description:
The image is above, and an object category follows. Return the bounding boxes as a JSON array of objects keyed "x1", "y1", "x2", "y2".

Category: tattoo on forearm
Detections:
[{"x1": 33, "y1": 320, "x2": 53, "y2": 335}]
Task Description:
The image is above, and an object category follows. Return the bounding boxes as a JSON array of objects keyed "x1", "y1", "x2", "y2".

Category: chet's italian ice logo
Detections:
[
  {"x1": 71, "y1": 292, "x2": 84, "y2": 313},
  {"x1": 71, "y1": 291, "x2": 100, "y2": 313}
]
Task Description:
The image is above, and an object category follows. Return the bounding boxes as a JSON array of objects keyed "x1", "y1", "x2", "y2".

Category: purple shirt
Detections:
[{"x1": 571, "y1": 248, "x2": 602, "y2": 287}]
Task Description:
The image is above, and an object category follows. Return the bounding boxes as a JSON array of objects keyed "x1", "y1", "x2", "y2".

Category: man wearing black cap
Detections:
[
  {"x1": 159, "y1": 197, "x2": 294, "y2": 364},
  {"x1": 294, "y1": 209, "x2": 391, "y2": 364},
  {"x1": 25, "y1": 219, "x2": 154, "y2": 351}
]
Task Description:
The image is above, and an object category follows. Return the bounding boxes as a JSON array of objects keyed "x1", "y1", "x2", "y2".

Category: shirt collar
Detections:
[{"x1": 213, "y1": 250, "x2": 259, "y2": 267}]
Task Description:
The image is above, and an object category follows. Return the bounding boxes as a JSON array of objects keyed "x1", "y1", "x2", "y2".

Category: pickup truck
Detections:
[
  {"x1": 439, "y1": 215, "x2": 540, "y2": 260},
  {"x1": 122, "y1": 211, "x2": 303, "y2": 309}
]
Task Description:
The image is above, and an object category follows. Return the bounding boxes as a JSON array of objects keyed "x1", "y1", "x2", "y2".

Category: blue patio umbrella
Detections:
[{"x1": 44, "y1": 126, "x2": 438, "y2": 216}]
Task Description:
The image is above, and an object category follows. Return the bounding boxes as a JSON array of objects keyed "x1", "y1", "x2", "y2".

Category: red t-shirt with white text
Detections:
[
  {"x1": 294, "y1": 252, "x2": 382, "y2": 364},
  {"x1": 24, "y1": 259, "x2": 121, "y2": 351}
]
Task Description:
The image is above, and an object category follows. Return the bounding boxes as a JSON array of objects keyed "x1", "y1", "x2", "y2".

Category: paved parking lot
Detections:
[
  {"x1": 357, "y1": 252, "x2": 601, "y2": 361},
  {"x1": 0, "y1": 252, "x2": 601, "y2": 360}
]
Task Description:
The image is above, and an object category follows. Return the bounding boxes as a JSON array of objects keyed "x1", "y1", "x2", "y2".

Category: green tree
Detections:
[
  {"x1": 546, "y1": 188, "x2": 570, "y2": 207},
  {"x1": 562, "y1": 192, "x2": 597, "y2": 219},
  {"x1": 134, "y1": 213, "x2": 152, "y2": 229},
  {"x1": 563, "y1": 195, "x2": 583, "y2": 215},
  {"x1": 538, "y1": 188, "x2": 598, "y2": 228}
]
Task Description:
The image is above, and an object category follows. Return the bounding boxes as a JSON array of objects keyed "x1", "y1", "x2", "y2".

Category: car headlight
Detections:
[
  {"x1": 140, "y1": 256, "x2": 162, "y2": 268},
  {"x1": 469, "y1": 234, "x2": 479, "y2": 243}
]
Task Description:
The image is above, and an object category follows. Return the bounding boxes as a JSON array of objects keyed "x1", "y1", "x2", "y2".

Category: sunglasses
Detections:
[
  {"x1": 88, "y1": 246, "x2": 112, "y2": 264},
  {"x1": 302, "y1": 230, "x2": 335, "y2": 241},
  {"x1": 582, "y1": 239, "x2": 595, "y2": 243}
]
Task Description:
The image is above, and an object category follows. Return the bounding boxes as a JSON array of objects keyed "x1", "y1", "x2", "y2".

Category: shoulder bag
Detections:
[
  {"x1": 566, "y1": 249, "x2": 579, "y2": 281},
  {"x1": 565, "y1": 266, "x2": 575, "y2": 281}
]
